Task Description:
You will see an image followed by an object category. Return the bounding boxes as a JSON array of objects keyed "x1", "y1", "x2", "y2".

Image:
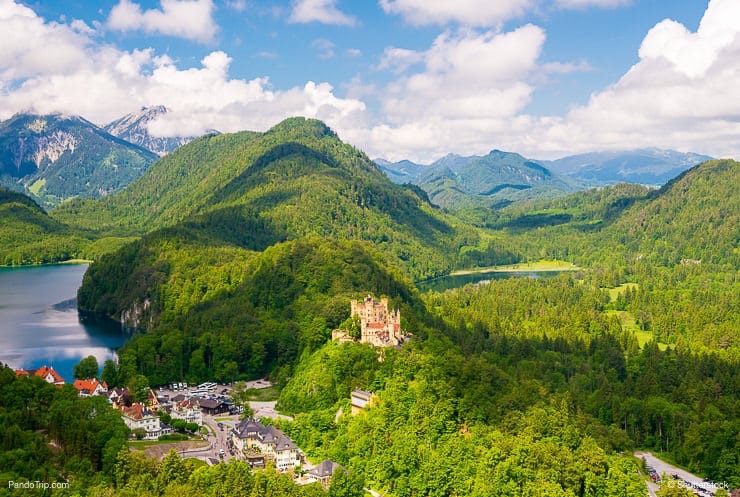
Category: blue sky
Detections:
[{"x1": 1, "y1": 0, "x2": 738, "y2": 162}]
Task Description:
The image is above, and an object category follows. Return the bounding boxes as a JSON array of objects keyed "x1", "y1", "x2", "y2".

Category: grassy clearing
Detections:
[
  {"x1": 246, "y1": 385, "x2": 280, "y2": 401},
  {"x1": 605, "y1": 283, "x2": 640, "y2": 302},
  {"x1": 605, "y1": 310, "x2": 669, "y2": 351},
  {"x1": 451, "y1": 260, "x2": 579, "y2": 276},
  {"x1": 213, "y1": 417, "x2": 234, "y2": 423},
  {"x1": 128, "y1": 438, "x2": 206, "y2": 450},
  {"x1": 28, "y1": 179, "x2": 46, "y2": 196}
]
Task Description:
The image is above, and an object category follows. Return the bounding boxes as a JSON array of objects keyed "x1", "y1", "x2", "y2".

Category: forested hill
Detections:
[
  {"x1": 606, "y1": 159, "x2": 739, "y2": 267},
  {"x1": 0, "y1": 188, "x2": 86, "y2": 265}
]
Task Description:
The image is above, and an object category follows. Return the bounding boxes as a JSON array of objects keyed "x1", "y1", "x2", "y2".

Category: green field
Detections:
[
  {"x1": 605, "y1": 309, "x2": 669, "y2": 351},
  {"x1": 451, "y1": 260, "x2": 579, "y2": 276},
  {"x1": 605, "y1": 282, "x2": 640, "y2": 302}
]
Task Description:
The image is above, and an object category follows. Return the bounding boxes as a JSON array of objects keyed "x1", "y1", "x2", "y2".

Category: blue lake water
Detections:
[{"x1": 0, "y1": 263, "x2": 128, "y2": 382}]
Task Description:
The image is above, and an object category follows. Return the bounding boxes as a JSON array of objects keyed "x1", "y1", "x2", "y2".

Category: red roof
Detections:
[
  {"x1": 121, "y1": 403, "x2": 155, "y2": 420},
  {"x1": 73, "y1": 378, "x2": 106, "y2": 394},
  {"x1": 35, "y1": 366, "x2": 65, "y2": 384},
  {"x1": 15, "y1": 366, "x2": 64, "y2": 385}
]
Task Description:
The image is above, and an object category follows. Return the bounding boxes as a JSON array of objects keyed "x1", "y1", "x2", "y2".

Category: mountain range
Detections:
[
  {"x1": 541, "y1": 148, "x2": 713, "y2": 185},
  {"x1": 377, "y1": 148, "x2": 712, "y2": 210},
  {"x1": 0, "y1": 113, "x2": 158, "y2": 207}
]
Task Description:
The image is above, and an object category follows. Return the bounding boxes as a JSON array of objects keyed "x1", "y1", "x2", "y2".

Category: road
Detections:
[{"x1": 635, "y1": 451, "x2": 726, "y2": 496}]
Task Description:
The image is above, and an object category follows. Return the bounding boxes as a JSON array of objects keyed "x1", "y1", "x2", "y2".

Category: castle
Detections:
[{"x1": 333, "y1": 295, "x2": 404, "y2": 347}]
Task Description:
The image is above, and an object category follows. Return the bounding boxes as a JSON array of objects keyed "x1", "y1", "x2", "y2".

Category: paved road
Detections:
[
  {"x1": 635, "y1": 451, "x2": 725, "y2": 496},
  {"x1": 201, "y1": 414, "x2": 239, "y2": 462}
]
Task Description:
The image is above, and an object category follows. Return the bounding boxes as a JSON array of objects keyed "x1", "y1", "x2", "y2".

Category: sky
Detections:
[{"x1": 1, "y1": 0, "x2": 739, "y2": 162}]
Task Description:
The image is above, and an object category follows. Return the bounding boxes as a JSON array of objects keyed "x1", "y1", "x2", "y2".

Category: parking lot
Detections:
[{"x1": 636, "y1": 451, "x2": 726, "y2": 497}]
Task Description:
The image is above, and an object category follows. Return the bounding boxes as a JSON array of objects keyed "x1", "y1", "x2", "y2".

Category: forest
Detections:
[{"x1": 0, "y1": 119, "x2": 737, "y2": 495}]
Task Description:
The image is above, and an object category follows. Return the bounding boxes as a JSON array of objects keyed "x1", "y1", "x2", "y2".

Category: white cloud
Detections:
[
  {"x1": 289, "y1": 0, "x2": 356, "y2": 26},
  {"x1": 0, "y1": 0, "x2": 365, "y2": 140},
  {"x1": 106, "y1": 0, "x2": 217, "y2": 43},
  {"x1": 537, "y1": 0, "x2": 740, "y2": 158},
  {"x1": 352, "y1": 26, "x2": 547, "y2": 162},
  {"x1": 378, "y1": 0, "x2": 535, "y2": 26},
  {"x1": 312, "y1": 38, "x2": 336, "y2": 59}
]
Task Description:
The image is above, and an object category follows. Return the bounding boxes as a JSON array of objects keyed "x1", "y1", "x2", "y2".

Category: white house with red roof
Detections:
[
  {"x1": 170, "y1": 398, "x2": 202, "y2": 426},
  {"x1": 72, "y1": 378, "x2": 108, "y2": 397},
  {"x1": 15, "y1": 365, "x2": 65, "y2": 386}
]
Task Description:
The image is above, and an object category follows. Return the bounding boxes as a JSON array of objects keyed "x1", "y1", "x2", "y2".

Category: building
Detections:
[
  {"x1": 169, "y1": 398, "x2": 203, "y2": 426},
  {"x1": 72, "y1": 378, "x2": 108, "y2": 397},
  {"x1": 196, "y1": 398, "x2": 229, "y2": 416},
  {"x1": 307, "y1": 460, "x2": 343, "y2": 488},
  {"x1": 350, "y1": 389, "x2": 374, "y2": 415},
  {"x1": 15, "y1": 365, "x2": 65, "y2": 386},
  {"x1": 232, "y1": 418, "x2": 301, "y2": 472},
  {"x1": 332, "y1": 295, "x2": 405, "y2": 347},
  {"x1": 120, "y1": 402, "x2": 166, "y2": 440},
  {"x1": 105, "y1": 387, "x2": 128, "y2": 408}
]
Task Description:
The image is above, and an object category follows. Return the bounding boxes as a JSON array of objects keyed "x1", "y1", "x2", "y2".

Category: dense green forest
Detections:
[
  {"x1": 0, "y1": 119, "x2": 737, "y2": 495},
  {"x1": 0, "y1": 188, "x2": 88, "y2": 265},
  {"x1": 0, "y1": 365, "x2": 129, "y2": 495}
]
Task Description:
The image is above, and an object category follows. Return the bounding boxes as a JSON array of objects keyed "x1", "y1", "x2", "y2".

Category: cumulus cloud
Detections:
[
  {"x1": 289, "y1": 0, "x2": 357, "y2": 26},
  {"x1": 106, "y1": 0, "x2": 218, "y2": 43},
  {"x1": 378, "y1": 0, "x2": 535, "y2": 26},
  {"x1": 352, "y1": 26, "x2": 547, "y2": 162},
  {"x1": 0, "y1": 0, "x2": 365, "y2": 140},
  {"x1": 538, "y1": 0, "x2": 740, "y2": 158}
]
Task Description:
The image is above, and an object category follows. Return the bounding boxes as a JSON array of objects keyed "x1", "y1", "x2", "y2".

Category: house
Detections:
[
  {"x1": 72, "y1": 378, "x2": 108, "y2": 397},
  {"x1": 15, "y1": 365, "x2": 65, "y2": 386},
  {"x1": 196, "y1": 398, "x2": 229, "y2": 416},
  {"x1": 232, "y1": 418, "x2": 301, "y2": 472},
  {"x1": 307, "y1": 459, "x2": 343, "y2": 488},
  {"x1": 169, "y1": 398, "x2": 203, "y2": 426},
  {"x1": 120, "y1": 402, "x2": 166, "y2": 440},
  {"x1": 350, "y1": 389, "x2": 374, "y2": 415},
  {"x1": 105, "y1": 387, "x2": 128, "y2": 408}
]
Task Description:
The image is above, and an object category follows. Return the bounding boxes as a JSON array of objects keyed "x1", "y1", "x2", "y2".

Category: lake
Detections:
[
  {"x1": 417, "y1": 269, "x2": 564, "y2": 293},
  {"x1": 0, "y1": 263, "x2": 128, "y2": 383}
]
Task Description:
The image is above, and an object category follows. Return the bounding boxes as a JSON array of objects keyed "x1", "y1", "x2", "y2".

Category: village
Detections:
[{"x1": 12, "y1": 295, "x2": 398, "y2": 488}]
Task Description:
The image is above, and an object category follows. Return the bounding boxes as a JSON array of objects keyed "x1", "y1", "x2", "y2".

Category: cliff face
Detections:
[{"x1": 0, "y1": 113, "x2": 158, "y2": 207}]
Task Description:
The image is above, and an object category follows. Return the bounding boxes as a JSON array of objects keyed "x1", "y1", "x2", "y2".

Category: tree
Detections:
[
  {"x1": 156, "y1": 449, "x2": 190, "y2": 493},
  {"x1": 127, "y1": 374, "x2": 150, "y2": 403},
  {"x1": 73, "y1": 355, "x2": 100, "y2": 380},
  {"x1": 101, "y1": 358, "x2": 119, "y2": 387},
  {"x1": 328, "y1": 469, "x2": 364, "y2": 497}
]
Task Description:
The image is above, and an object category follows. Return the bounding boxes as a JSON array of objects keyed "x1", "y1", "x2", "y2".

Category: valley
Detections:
[{"x1": 0, "y1": 117, "x2": 737, "y2": 497}]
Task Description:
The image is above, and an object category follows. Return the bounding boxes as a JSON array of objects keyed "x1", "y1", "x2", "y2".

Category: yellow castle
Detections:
[{"x1": 333, "y1": 295, "x2": 404, "y2": 347}]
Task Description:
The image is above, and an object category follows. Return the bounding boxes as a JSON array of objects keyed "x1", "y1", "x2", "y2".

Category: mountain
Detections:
[
  {"x1": 377, "y1": 150, "x2": 582, "y2": 209},
  {"x1": 75, "y1": 117, "x2": 485, "y2": 325},
  {"x1": 0, "y1": 187, "x2": 85, "y2": 264},
  {"x1": 542, "y1": 148, "x2": 713, "y2": 185},
  {"x1": 103, "y1": 106, "x2": 213, "y2": 156},
  {"x1": 0, "y1": 112, "x2": 158, "y2": 207}
]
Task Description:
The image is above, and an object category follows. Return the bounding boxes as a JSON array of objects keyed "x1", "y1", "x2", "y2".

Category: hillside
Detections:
[
  {"x1": 0, "y1": 113, "x2": 158, "y2": 207},
  {"x1": 0, "y1": 188, "x2": 86, "y2": 264},
  {"x1": 104, "y1": 106, "x2": 211, "y2": 156},
  {"x1": 377, "y1": 150, "x2": 582, "y2": 209},
  {"x1": 62, "y1": 118, "x2": 478, "y2": 278},
  {"x1": 542, "y1": 148, "x2": 712, "y2": 185}
]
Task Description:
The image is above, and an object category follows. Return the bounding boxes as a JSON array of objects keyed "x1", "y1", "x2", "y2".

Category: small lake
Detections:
[
  {"x1": 0, "y1": 263, "x2": 128, "y2": 383},
  {"x1": 417, "y1": 270, "x2": 564, "y2": 293}
]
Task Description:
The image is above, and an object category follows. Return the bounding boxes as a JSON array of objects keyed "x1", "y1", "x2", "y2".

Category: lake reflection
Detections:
[{"x1": 0, "y1": 264, "x2": 128, "y2": 382}]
